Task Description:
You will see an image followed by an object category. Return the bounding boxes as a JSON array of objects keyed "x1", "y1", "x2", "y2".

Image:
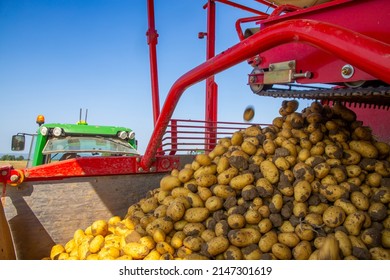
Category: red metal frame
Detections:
[
  {"x1": 245, "y1": 0, "x2": 390, "y2": 85},
  {"x1": 140, "y1": 18, "x2": 390, "y2": 170},
  {"x1": 147, "y1": 0, "x2": 160, "y2": 126},
  {"x1": 204, "y1": 1, "x2": 218, "y2": 152}
]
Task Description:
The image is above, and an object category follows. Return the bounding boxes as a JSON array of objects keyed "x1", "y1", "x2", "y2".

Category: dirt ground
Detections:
[{"x1": 0, "y1": 161, "x2": 27, "y2": 169}]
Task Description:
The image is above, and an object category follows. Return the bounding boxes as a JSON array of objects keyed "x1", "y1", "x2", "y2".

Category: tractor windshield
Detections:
[{"x1": 42, "y1": 136, "x2": 139, "y2": 162}]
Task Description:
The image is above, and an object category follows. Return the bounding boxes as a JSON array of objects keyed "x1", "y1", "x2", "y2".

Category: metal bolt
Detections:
[
  {"x1": 10, "y1": 174, "x2": 19, "y2": 182},
  {"x1": 138, "y1": 167, "x2": 143, "y2": 172},
  {"x1": 341, "y1": 64, "x2": 354, "y2": 79}
]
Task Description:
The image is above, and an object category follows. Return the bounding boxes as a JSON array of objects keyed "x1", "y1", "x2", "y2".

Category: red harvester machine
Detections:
[{"x1": 1, "y1": 0, "x2": 389, "y2": 259}]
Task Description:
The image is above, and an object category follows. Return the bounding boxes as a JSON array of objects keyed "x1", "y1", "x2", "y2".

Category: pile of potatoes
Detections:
[{"x1": 48, "y1": 100, "x2": 390, "y2": 260}]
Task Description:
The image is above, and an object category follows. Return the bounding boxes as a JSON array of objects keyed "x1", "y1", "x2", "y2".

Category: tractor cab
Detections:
[{"x1": 11, "y1": 114, "x2": 139, "y2": 167}]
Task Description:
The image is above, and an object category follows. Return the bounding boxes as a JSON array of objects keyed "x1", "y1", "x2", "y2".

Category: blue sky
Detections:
[{"x1": 0, "y1": 0, "x2": 308, "y2": 154}]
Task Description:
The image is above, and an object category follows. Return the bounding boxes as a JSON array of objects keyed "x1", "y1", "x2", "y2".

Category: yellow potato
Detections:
[
  {"x1": 184, "y1": 207, "x2": 210, "y2": 223},
  {"x1": 260, "y1": 160, "x2": 279, "y2": 184},
  {"x1": 229, "y1": 173, "x2": 255, "y2": 190},
  {"x1": 228, "y1": 228, "x2": 261, "y2": 247},
  {"x1": 160, "y1": 175, "x2": 181, "y2": 191}
]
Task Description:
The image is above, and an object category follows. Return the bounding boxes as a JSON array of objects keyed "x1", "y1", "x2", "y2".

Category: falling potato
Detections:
[{"x1": 243, "y1": 106, "x2": 255, "y2": 121}]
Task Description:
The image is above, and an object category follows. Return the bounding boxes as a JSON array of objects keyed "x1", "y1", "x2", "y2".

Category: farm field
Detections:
[{"x1": 0, "y1": 161, "x2": 27, "y2": 169}]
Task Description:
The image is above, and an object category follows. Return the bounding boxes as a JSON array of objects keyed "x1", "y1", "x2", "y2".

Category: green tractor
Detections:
[{"x1": 11, "y1": 112, "x2": 139, "y2": 167}]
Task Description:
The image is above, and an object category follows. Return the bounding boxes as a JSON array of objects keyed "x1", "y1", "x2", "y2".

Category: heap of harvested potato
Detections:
[{"x1": 48, "y1": 100, "x2": 390, "y2": 260}]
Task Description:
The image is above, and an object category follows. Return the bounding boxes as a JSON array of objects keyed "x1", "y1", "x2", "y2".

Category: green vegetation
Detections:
[{"x1": 0, "y1": 154, "x2": 25, "y2": 161}]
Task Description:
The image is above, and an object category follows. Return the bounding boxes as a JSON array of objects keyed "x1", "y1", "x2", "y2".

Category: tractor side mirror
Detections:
[{"x1": 11, "y1": 135, "x2": 25, "y2": 151}]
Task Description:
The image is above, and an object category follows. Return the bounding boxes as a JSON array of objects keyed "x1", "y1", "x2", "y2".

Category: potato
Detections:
[
  {"x1": 217, "y1": 167, "x2": 239, "y2": 185},
  {"x1": 366, "y1": 172, "x2": 382, "y2": 188},
  {"x1": 202, "y1": 196, "x2": 222, "y2": 212},
  {"x1": 258, "y1": 219, "x2": 273, "y2": 234},
  {"x1": 244, "y1": 125, "x2": 261, "y2": 136},
  {"x1": 293, "y1": 162, "x2": 314, "y2": 183},
  {"x1": 382, "y1": 229, "x2": 390, "y2": 248},
  {"x1": 241, "y1": 244, "x2": 263, "y2": 260},
  {"x1": 183, "y1": 222, "x2": 205, "y2": 236},
  {"x1": 201, "y1": 236, "x2": 230, "y2": 257},
  {"x1": 224, "y1": 245, "x2": 243, "y2": 260},
  {"x1": 360, "y1": 228, "x2": 382, "y2": 248},
  {"x1": 228, "y1": 228, "x2": 261, "y2": 247},
  {"x1": 146, "y1": 217, "x2": 174, "y2": 236},
  {"x1": 349, "y1": 140, "x2": 378, "y2": 159},
  {"x1": 350, "y1": 191, "x2": 370, "y2": 210},
  {"x1": 259, "y1": 231, "x2": 278, "y2": 253},
  {"x1": 242, "y1": 141, "x2": 257, "y2": 155},
  {"x1": 212, "y1": 184, "x2": 236, "y2": 199},
  {"x1": 368, "y1": 202, "x2": 387, "y2": 222},
  {"x1": 182, "y1": 236, "x2": 203, "y2": 252},
  {"x1": 344, "y1": 211, "x2": 366, "y2": 236},
  {"x1": 242, "y1": 210, "x2": 260, "y2": 225},
  {"x1": 123, "y1": 242, "x2": 150, "y2": 259},
  {"x1": 197, "y1": 187, "x2": 213, "y2": 202},
  {"x1": 183, "y1": 207, "x2": 209, "y2": 223},
  {"x1": 304, "y1": 213, "x2": 323, "y2": 227},
  {"x1": 274, "y1": 157, "x2": 291, "y2": 171},
  {"x1": 341, "y1": 149, "x2": 361, "y2": 165},
  {"x1": 369, "y1": 247, "x2": 390, "y2": 260},
  {"x1": 209, "y1": 144, "x2": 227, "y2": 158},
  {"x1": 194, "y1": 164, "x2": 217, "y2": 178},
  {"x1": 91, "y1": 220, "x2": 109, "y2": 237},
  {"x1": 166, "y1": 201, "x2": 186, "y2": 222},
  {"x1": 260, "y1": 160, "x2": 279, "y2": 184},
  {"x1": 263, "y1": 139, "x2": 276, "y2": 155},
  {"x1": 271, "y1": 243, "x2": 292, "y2": 260},
  {"x1": 292, "y1": 241, "x2": 312, "y2": 260},
  {"x1": 319, "y1": 184, "x2": 347, "y2": 202},
  {"x1": 229, "y1": 173, "x2": 254, "y2": 190},
  {"x1": 160, "y1": 175, "x2": 181, "y2": 191},
  {"x1": 334, "y1": 198, "x2": 357, "y2": 215},
  {"x1": 178, "y1": 168, "x2": 194, "y2": 183},
  {"x1": 256, "y1": 178, "x2": 274, "y2": 198},
  {"x1": 196, "y1": 174, "x2": 217, "y2": 188},
  {"x1": 293, "y1": 201, "x2": 308, "y2": 218},
  {"x1": 278, "y1": 232, "x2": 300, "y2": 248},
  {"x1": 227, "y1": 214, "x2": 246, "y2": 229},
  {"x1": 349, "y1": 235, "x2": 370, "y2": 259},
  {"x1": 282, "y1": 140, "x2": 297, "y2": 157},
  {"x1": 322, "y1": 206, "x2": 346, "y2": 228},
  {"x1": 50, "y1": 244, "x2": 65, "y2": 260},
  {"x1": 295, "y1": 224, "x2": 314, "y2": 241},
  {"x1": 216, "y1": 156, "x2": 230, "y2": 174},
  {"x1": 317, "y1": 234, "x2": 340, "y2": 260},
  {"x1": 195, "y1": 154, "x2": 212, "y2": 166},
  {"x1": 313, "y1": 162, "x2": 330, "y2": 179},
  {"x1": 270, "y1": 193, "x2": 283, "y2": 212},
  {"x1": 325, "y1": 144, "x2": 343, "y2": 159},
  {"x1": 293, "y1": 180, "x2": 312, "y2": 202},
  {"x1": 334, "y1": 230, "x2": 352, "y2": 258},
  {"x1": 186, "y1": 193, "x2": 204, "y2": 207}
]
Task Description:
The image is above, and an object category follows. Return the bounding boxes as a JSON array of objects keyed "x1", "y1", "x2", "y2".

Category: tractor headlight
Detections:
[
  {"x1": 52, "y1": 127, "x2": 63, "y2": 137},
  {"x1": 118, "y1": 131, "x2": 128, "y2": 140},
  {"x1": 128, "y1": 131, "x2": 135, "y2": 140},
  {"x1": 40, "y1": 126, "x2": 49, "y2": 136}
]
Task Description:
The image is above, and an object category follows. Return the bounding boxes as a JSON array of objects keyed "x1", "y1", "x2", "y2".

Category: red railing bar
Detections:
[
  {"x1": 170, "y1": 118, "x2": 269, "y2": 126},
  {"x1": 141, "y1": 19, "x2": 390, "y2": 170},
  {"x1": 213, "y1": 0, "x2": 269, "y2": 16}
]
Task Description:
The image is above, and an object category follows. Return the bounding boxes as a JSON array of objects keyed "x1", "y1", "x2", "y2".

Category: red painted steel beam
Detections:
[
  {"x1": 140, "y1": 19, "x2": 390, "y2": 169},
  {"x1": 1, "y1": 156, "x2": 179, "y2": 184},
  {"x1": 205, "y1": 0, "x2": 218, "y2": 151},
  {"x1": 147, "y1": 0, "x2": 160, "y2": 126}
]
